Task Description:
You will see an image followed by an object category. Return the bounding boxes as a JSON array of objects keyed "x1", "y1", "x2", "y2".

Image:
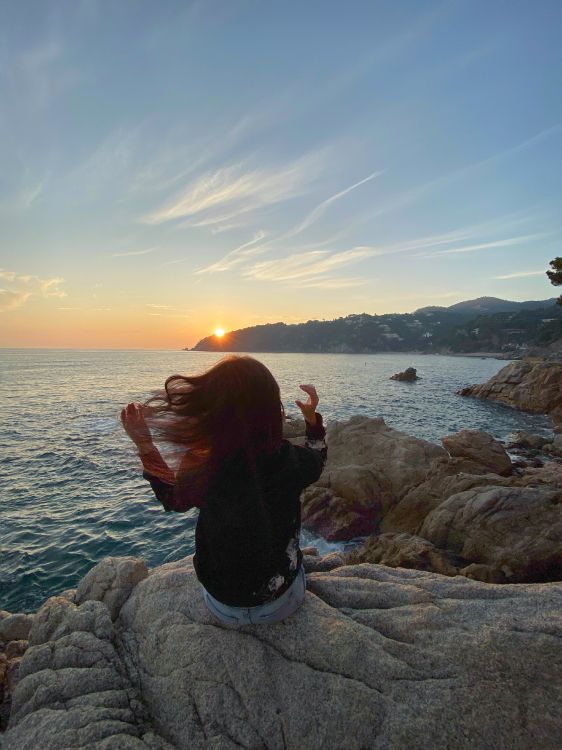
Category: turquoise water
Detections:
[{"x1": 0, "y1": 349, "x2": 552, "y2": 613}]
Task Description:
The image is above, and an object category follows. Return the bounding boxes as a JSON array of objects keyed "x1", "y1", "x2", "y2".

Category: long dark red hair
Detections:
[{"x1": 144, "y1": 356, "x2": 283, "y2": 495}]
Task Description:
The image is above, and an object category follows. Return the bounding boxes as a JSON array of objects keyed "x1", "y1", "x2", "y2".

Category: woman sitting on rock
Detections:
[{"x1": 120, "y1": 355, "x2": 327, "y2": 627}]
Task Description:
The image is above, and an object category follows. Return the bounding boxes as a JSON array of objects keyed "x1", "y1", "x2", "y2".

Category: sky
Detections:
[{"x1": 1, "y1": 0, "x2": 561, "y2": 349}]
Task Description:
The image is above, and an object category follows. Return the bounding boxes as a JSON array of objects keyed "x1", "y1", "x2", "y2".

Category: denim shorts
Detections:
[{"x1": 202, "y1": 566, "x2": 306, "y2": 627}]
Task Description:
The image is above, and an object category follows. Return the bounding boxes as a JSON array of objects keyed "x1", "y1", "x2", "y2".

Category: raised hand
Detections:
[
  {"x1": 295, "y1": 384, "x2": 319, "y2": 425},
  {"x1": 120, "y1": 402, "x2": 152, "y2": 447}
]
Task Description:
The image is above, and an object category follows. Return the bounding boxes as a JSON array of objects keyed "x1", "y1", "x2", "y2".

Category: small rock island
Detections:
[{"x1": 390, "y1": 366, "x2": 419, "y2": 381}]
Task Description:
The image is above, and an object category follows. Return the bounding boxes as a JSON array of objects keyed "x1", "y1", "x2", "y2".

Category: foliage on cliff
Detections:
[
  {"x1": 547, "y1": 257, "x2": 562, "y2": 306},
  {"x1": 191, "y1": 299, "x2": 562, "y2": 354}
]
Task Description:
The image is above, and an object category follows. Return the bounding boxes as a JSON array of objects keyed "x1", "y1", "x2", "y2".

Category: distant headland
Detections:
[{"x1": 188, "y1": 296, "x2": 562, "y2": 355}]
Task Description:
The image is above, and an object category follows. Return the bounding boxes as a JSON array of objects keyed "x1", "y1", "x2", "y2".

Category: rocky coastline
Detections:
[
  {"x1": 458, "y1": 358, "x2": 562, "y2": 432},
  {"x1": 2, "y1": 359, "x2": 561, "y2": 748}
]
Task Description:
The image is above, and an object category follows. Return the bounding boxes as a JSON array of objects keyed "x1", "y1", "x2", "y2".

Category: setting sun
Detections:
[{"x1": 214, "y1": 328, "x2": 225, "y2": 338}]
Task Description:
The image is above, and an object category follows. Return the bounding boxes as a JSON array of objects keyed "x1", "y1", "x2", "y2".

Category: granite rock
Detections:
[
  {"x1": 75, "y1": 556, "x2": 149, "y2": 621},
  {"x1": 0, "y1": 617, "x2": 34, "y2": 645},
  {"x1": 5, "y1": 555, "x2": 562, "y2": 749},
  {"x1": 419, "y1": 484, "x2": 562, "y2": 582},
  {"x1": 346, "y1": 532, "x2": 460, "y2": 576},
  {"x1": 459, "y1": 359, "x2": 562, "y2": 429},
  {"x1": 301, "y1": 416, "x2": 446, "y2": 540},
  {"x1": 441, "y1": 429, "x2": 513, "y2": 476}
]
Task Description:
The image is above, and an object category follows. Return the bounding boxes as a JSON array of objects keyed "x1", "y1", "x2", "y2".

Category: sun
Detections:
[{"x1": 214, "y1": 328, "x2": 225, "y2": 338}]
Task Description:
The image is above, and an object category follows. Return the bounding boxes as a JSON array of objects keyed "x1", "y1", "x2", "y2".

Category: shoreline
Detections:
[{"x1": 187, "y1": 349, "x2": 512, "y2": 359}]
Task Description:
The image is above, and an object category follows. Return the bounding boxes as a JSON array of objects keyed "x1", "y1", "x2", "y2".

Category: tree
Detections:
[{"x1": 547, "y1": 258, "x2": 562, "y2": 306}]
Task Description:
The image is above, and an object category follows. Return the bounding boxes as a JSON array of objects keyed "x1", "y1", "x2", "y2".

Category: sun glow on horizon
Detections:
[{"x1": 214, "y1": 328, "x2": 225, "y2": 338}]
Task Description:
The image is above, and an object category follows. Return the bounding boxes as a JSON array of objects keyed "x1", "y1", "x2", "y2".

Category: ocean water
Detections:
[{"x1": 0, "y1": 349, "x2": 552, "y2": 613}]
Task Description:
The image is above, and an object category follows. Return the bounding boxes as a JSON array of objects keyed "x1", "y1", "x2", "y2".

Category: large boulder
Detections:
[
  {"x1": 459, "y1": 359, "x2": 562, "y2": 428},
  {"x1": 380, "y1": 457, "x2": 509, "y2": 535},
  {"x1": 441, "y1": 429, "x2": 513, "y2": 476},
  {"x1": 4, "y1": 556, "x2": 562, "y2": 749},
  {"x1": 419, "y1": 485, "x2": 562, "y2": 582},
  {"x1": 301, "y1": 416, "x2": 446, "y2": 540}
]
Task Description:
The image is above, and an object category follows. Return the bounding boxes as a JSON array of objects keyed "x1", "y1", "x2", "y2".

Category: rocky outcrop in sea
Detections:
[
  {"x1": 390, "y1": 366, "x2": 419, "y2": 381},
  {"x1": 300, "y1": 415, "x2": 562, "y2": 584},
  {"x1": 458, "y1": 358, "x2": 562, "y2": 432}
]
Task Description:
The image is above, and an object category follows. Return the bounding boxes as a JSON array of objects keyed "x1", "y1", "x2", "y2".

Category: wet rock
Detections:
[
  {"x1": 441, "y1": 429, "x2": 513, "y2": 476},
  {"x1": 75, "y1": 556, "x2": 149, "y2": 621}
]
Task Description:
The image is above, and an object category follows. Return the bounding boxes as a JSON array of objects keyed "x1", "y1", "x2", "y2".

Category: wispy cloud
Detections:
[
  {"x1": 286, "y1": 170, "x2": 384, "y2": 238},
  {"x1": 146, "y1": 304, "x2": 194, "y2": 314},
  {"x1": 244, "y1": 247, "x2": 375, "y2": 286},
  {"x1": 39, "y1": 277, "x2": 66, "y2": 297},
  {"x1": 0, "y1": 270, "x2": 66, "y2": 312},
  {"x1": 0, "y1": 289, "x2": 33, "y2": 311},
  {"x1": 293, "y1": 277, "x2": 366, "y2": 289},
  {"x1": 493, "y1": 270, "x2": 546, "y2": 280},
  {"x1": 418, "y1": 233, "x2": 545, "y2": 258},
  {"x1": 147, "y1": 312, "x2": 193, "y2": 318},
  {"x1": 195, "y1": 231, "x2": 268, "y2": 274},
  {"x1": 142, "y1": 151, "x2": 324, "y2": 228},
  {"x1": 112, "y1": 247, "x2": 156, "y2": 258}
]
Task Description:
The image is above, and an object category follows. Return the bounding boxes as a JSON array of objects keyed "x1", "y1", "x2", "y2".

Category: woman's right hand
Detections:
[{"x1": 295, "y1": 384, "x2": 319, "y2": 425}]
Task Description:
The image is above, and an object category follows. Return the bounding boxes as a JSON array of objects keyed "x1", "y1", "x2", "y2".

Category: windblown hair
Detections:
[{"x1": 143, "y1": 356, "x2": 283, "y2": 495}]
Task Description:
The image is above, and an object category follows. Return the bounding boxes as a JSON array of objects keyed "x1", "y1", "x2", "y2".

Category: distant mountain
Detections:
[
  {"x1": 416, "y1": 296, "x2": 557, "y2": 315},
  {"x1": 190, "y1": 299, "x2": 562, "y2": 354}
]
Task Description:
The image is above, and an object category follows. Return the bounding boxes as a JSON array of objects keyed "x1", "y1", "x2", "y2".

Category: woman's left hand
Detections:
[{"x1": 120, "y1": 403, "x2": 152, "y2": 447}]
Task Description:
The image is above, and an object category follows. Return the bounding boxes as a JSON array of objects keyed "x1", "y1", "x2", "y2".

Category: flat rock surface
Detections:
[{"x1": 4, "y1": 555, "x2": 562, "y2": 749}]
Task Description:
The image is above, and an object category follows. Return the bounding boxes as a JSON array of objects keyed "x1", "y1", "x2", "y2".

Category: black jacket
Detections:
[{"x1": 143, "y1": 415, "x2": 327, "y2": 606}]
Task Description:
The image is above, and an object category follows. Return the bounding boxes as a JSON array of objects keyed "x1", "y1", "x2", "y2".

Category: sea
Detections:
[{"x1": 0, "y1": 349, "x2": 553, "y2": 613}]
